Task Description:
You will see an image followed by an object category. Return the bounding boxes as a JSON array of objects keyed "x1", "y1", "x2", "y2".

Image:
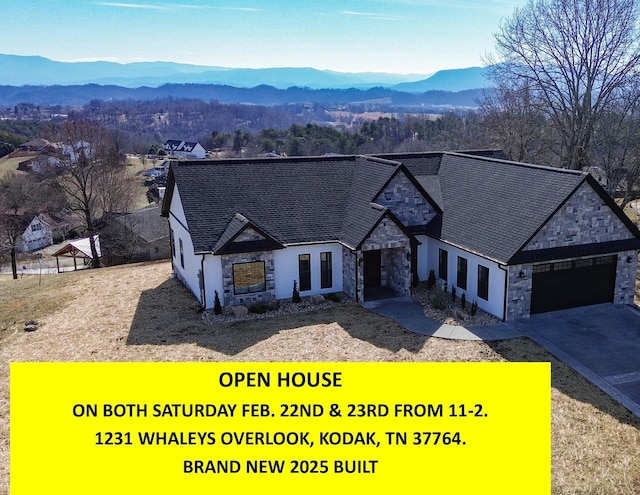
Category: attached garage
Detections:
[{"x1": 530, "y1": 256, "x2": 617, "y2": 314}]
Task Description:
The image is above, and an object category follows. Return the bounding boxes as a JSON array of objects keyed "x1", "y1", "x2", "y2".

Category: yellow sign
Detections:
[{"x1": 10, "y1": 362, "x2": 550, "y2": 494}]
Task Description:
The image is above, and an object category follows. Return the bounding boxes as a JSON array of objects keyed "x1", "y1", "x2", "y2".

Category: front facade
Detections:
[{"x1": 162, "y1": 152, "x2": 640, "y2": 320}]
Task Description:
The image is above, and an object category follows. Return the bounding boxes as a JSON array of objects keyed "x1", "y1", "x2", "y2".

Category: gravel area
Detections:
[{"x1": 412, "y1": 283, "x2": 500, "y2": 327}]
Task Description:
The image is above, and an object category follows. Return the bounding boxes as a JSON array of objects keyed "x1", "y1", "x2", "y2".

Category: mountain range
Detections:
[{"x1": 0, "y1": 54, "x2": 491, "y2": 92}]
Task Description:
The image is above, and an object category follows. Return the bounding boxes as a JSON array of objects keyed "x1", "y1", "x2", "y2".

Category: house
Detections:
[
  {"x1": 163, "y1": 140, "x2": 207, "y2": 160},
  {"x1": 101, "y1": 206, "x2": 171, "y2": 264},
  {"x1": 19, "y1": 212, "x2": 78, "y2": 252},
  {"x1": 161, "y1": 151, "x2": 640, "y2": 321}
]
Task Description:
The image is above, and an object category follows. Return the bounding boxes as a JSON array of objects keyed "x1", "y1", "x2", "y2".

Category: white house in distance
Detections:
[
  {"x1": 163, "y1": 140, "x2": 206, "y2": 160},
  {"x1": 19, "y1": 213, "x2": 77, "y2": 252},
  {"x1": 161, "y1": 151, "x2": 640, "y2": 321}
]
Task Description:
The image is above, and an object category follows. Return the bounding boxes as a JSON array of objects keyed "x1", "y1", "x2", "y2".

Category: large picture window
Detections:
[
  {"x1": 478, "y1": 265, "x2": 489, "y2": 301},
  {"x1": 233, "y1": 261, "x2": 266, "y2": 294},
  {"x1": 298, "y1": 254, "x2": 311, "y2": 291},
  {"x1": 320, "y1": 252, "x2": 332, "y2": 289},
  {"x1": 457, "y1": 256, "x2": 467, "y2": 290},
  {"x1": 438, "y1": 248, "x2": 448, "y2": 281}
]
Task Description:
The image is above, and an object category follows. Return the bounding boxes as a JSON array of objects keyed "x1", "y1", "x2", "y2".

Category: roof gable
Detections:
[{"x1": 435, "y1": 153, "x2": 587, "y2": 263}]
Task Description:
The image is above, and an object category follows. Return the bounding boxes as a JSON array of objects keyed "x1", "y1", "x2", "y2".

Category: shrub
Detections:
[
  {"x1": 430, "y1": 284, "x2": 447, "y2": 309},
  {"x1": 213, "y1": 290, "x2": 222, "y2": 315},
  {"x1": 427, "y1": 269, "x2": 436, "y2": 289},
  {"x1": 249, "y1": 303, "x2": 268, "y2": 314},
  {"x1": 451, "y1": 285, "x2": 457, "y2": 303},
  {"x1": 471, "y1": 300, "x2": 478, "y2": 316},
  {"x1": 292, "y1": 280, "x2": 301, "y2": 303},
  {"x1": 325, "y1": 292, "x2": 341, "y2": 302},
  {"x1": 460, "y1": 292, "x2": 466, "y2": 310}
]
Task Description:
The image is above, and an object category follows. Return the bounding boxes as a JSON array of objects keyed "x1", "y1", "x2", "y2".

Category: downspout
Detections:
[
  {"x1": 200, "y1": 255, "x2": 207, "y2": 309},
  {"x1": 354, "y1": 250, "x2": 360, "y2": 303},
  {"x1": 498, "y1": 264, "x2": 508, "y2": 322}
]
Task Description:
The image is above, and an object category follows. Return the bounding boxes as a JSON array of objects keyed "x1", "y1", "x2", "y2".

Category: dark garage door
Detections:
[{"x1": 530, "y1": 256, "x2": 617, "y2": 314}]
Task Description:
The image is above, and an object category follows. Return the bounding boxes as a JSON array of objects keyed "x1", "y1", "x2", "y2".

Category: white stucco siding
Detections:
[
  {"x1": 416, "y1": 235, "x2": 430, "y2": 281},
  {"x1": 423, "y1": 238, "x2": 506, "y2": 320},
  {"x1": 274, "y1": 243, "x2": 344, "y2": 299},
  {"x1": 167, "y1": 186, "x2": 203, "y2": 305},
  {"x1": 202, "y1": 255, "x2": 224, "y2": 308}
]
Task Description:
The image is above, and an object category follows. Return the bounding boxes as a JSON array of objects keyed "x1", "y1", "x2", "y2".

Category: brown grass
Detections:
[{"x1": 1, "y1": 262, "x2": 639, "y2": 494}]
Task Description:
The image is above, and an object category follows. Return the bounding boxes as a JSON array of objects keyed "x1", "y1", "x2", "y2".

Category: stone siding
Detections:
[
  {"x1": 615, "y1": 251, "x2": 638, "y2": 305},
  {"x1": 234, "y1": 227, "x2": 265, "y2": 243},
  {"x1": 374, "y1": 173, "x2": 437, "y2": 227},
  {"x1": 505, "y1": 264, "x2": 532, "y2": 321},
  {"x1": 342, "y1": 247, "x2": 357, "y2": 300},
  {"x1": 221, "y1": 251, "x2": 275, "y2": 306},
  {"x1": 361, "y1": 217, "x2": 412, "y2": 299},
  {"x1": 524, "y1": 182, "x2": 633, "y2": 250}
]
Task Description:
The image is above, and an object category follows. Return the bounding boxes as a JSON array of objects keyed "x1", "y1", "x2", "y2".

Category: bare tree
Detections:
[
  {"x1": 0, "y1": 173, "x2": 38, "y2": 279},
  {"x1": 48, "y1": 120, "x2": 137, "y2": 268},
  {"x1": 489, "y1": 0, "x2": 640, "y2": 170}
]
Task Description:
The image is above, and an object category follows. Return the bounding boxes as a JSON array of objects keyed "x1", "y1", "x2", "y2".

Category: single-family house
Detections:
[
  {"x1": 101, "y1": 206, "x2": 171, "y2": 264},
  {"x1": 163, "y1": 140, "x2": 207, "y2": 160},
  {"x1": 161, "y1": 151, "x2": 640, "y2": 321},
  {"x1": 19, "y1": 212, "x2": 78, "y2": 252}
]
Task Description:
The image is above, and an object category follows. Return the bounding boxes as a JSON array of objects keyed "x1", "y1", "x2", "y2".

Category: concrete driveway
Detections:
[
  {"x1": 365, "y1": 298, "x2": 640, "y2": 417},
  {"x1": 510, "y1": 303, "x2": 640, "y2": 417}
]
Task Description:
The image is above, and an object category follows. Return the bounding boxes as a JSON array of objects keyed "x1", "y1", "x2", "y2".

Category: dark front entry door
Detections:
[{"x1": 363, "y1": 250, "x2": 381, "y2": 288}]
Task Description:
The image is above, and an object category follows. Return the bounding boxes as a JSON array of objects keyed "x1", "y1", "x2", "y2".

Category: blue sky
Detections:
[{"x1": 4, "y1": 0, "x2": 526, "y2": 74}]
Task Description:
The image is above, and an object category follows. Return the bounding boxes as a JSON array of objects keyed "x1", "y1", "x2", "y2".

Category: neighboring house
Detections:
[
  {"x1": 101, "y1": 206, "x2": 171, "y2": 264},
  {"x1": 19, "y1": 212, "x2": 78, "y2": 252},
  {"x1": 17, "y1": 138, "x2": 59, "y2": 153},
  {"x1": 163, "y1": 140, "x2": 207, "y2": 160},
  {"x1": 161, "y1": 151, "x2": 640, "y2": 321}
]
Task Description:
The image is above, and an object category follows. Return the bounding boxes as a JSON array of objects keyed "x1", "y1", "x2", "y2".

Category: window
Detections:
[
  {"x1": 179, "y1": 238, "x2": 184, "y2": 268},
  {"x1": 478, "y1": 265, "x2": 489, "y2": 301},
  {"x1": 233, "y1": 262, "x2": 266, "y2": 294},
  {"x1": 170, "y1": 229, "x2": 176, "y2": 259},
  {"x1": 456, "y1": 256, "x2": 467, "y2": 290},
  {"x1": 321, "y1": 252, "x2": 333, "y2": 289},
  {"x1": 438, "y1": 249, "x2": 448, "y2": 281},
  {"x1": 31, "y1": 223, "x2": 42, "y2": 232},
  {"x1": 298, "y1": 254, "x2": 311, "y2": 291}
]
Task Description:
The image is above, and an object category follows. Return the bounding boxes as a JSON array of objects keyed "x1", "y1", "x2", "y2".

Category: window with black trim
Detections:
[
  {"x1": 320, "y1": 252, "x2": 332, "y2": 289},
  {"x1": 478, "y1": 265, "x2": 489, "y2": 301},
  {"x1": 457, "y1": 256, "x2": 467, "y2": 290},
  {"x1": 179, "y1": 238, "x2": 184, "y2": 268},
  {"x1": 170, "y1": 229, "x2": 176, "y2": 259},
  {"x1": 438, "y1": 248, "x2": 448, "y2": 281},
  {"x1": 233, "y1": 261, "x2": 266, "y2": 294},
  {"x1": 299, "y1": 254, "x2": 311, "y2": 291}
]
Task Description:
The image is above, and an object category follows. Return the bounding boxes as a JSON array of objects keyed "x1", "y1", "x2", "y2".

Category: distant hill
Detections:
[
  {"x1": 0, "y1": 83, "x2": 485, "y2": 108},
  {"x1": 0, "y1": 54, "x2": 427, "y2": 89},
  {"x1": 393, "y1": 67, "x2": 491, "y2": 93},
  {"x1": 0, "y1": 54, "x2": 491, "y2": 92}
]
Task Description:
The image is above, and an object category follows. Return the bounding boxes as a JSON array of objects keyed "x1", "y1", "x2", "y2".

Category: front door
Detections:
[{"x1": 363, "y1": 250, "x2": 381, "y2": 288}]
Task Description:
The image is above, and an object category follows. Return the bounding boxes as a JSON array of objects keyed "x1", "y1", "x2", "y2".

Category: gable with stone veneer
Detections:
[{"x1": 524, "y1": 182, "x2": 633, "y2": 251}]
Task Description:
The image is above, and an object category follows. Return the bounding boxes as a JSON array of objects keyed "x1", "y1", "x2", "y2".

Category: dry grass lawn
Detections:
[{"x1": 1, "y1": 261, "x2": 640, "y2": 494}]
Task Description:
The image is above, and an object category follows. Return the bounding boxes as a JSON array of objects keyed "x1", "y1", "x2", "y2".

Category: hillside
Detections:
[
  {"x1": 0, "y1": 262, "x2": 639, "y2": 494},
  {"x1": 0, "y1": 83, "x2": 485, "y2": 108}
]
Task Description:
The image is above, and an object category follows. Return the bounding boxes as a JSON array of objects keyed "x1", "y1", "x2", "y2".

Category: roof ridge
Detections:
[{"x1": 445, "y1": 152, "x2": 587, "y2": 176}]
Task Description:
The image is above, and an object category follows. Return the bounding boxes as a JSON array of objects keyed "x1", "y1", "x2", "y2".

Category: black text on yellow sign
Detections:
[{"x1": 10, "y1": 362, "x2": 550, "y2": 494}]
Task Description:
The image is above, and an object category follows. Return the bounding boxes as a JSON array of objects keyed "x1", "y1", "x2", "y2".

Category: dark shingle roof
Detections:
[
  {"x1": 162, "y1": 151, "x2": 640, "y2": 263},
  {"x1": 435, "y1": 153, "x2": 588, "y2": 263},
  {"x1": 165, "y1": 156, "x2": 362, "y2": 253},
  {"x1": 114, "y1": 206, "x2": 169, "y2": 243}
]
